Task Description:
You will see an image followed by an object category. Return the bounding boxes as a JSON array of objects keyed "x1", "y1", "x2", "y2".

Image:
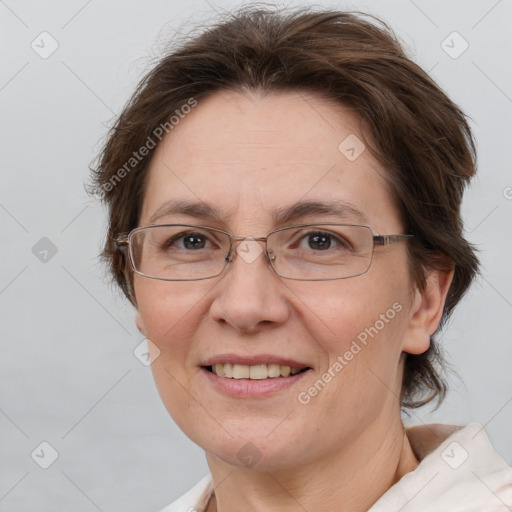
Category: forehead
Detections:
[{"x1": 140, "y1": 90, "x2": 401, "y2": 232}]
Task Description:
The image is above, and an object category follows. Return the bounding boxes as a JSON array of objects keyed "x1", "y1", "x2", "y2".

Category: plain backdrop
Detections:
[{"x1": 1, "y1": 0, "x2": 511, "y2": 510}]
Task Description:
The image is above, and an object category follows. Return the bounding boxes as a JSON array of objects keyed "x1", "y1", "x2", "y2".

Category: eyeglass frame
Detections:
[{"x1": 115, "y1": 223, "x2": 414, "y2": 281}]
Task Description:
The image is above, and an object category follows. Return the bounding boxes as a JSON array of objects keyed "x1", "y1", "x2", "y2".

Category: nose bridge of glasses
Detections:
[
  {"x1": 230, "y1": 235, "x2": 267, "y2": 242},
  {"x1": 226, "y1": 234, "x2": 275, "y2": 264}
]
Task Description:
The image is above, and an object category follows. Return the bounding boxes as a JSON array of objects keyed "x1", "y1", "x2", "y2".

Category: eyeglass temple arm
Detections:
[
  {"x1": 114, "y1": 233, "x2": 130, "y2": 254},
  {"x1": 373, "y1": 234, "x2": 414, "y2": 246}
]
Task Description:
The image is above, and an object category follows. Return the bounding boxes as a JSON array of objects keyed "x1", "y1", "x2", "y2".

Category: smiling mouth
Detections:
[{"x1": 205, "y1": 363, "x2": 311, "y2": 380}]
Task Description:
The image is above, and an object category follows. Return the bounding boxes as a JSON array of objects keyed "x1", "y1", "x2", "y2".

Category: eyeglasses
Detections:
[{"x1": 115, "y1": 223, "x2": 414, "y2": 281}]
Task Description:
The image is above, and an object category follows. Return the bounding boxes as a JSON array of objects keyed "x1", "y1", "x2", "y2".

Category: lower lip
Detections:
[{"x1": 200, "y1": 367, "x2": 311, "y2": 398}]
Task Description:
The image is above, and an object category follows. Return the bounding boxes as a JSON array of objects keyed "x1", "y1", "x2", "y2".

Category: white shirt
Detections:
[{"x1": 159, "y1": 423, "x2": 512, "y2": 511}]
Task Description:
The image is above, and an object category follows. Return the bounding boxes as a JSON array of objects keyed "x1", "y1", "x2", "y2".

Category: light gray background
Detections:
[{"x1": 1, "y1": 0, "x2": 511, "y2": 511}]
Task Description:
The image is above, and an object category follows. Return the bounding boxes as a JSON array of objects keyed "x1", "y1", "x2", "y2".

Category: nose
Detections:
[{"x1": 208, "y1": 238, "x2": 290, "y2": 333}]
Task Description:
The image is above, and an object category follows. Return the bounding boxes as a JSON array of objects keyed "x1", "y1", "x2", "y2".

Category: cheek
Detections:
[
  {"x1": 302, "y1": 274, "x2": 405, "y2": 339},
  {"x1": 134, "y1": 278, "x2": 208, "y2": 356},
  {"x1": 134, "y1": 280, "x2": 211, "y2": 434},
  {"x1": 299, "y1": 272, "x2": 410, "y2": 389},
  {"x1": 299, "y1": 292, "x2": 408, "y2": 428}
]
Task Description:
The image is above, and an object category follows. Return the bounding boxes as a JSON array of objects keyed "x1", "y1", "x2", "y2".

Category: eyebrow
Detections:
[{"x1": 148, "y1": 198, "x2": 369, "y2": 226}]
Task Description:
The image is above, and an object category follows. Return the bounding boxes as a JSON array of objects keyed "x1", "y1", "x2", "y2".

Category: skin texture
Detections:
[{"x1": 134, "y1": 90, "x2": 454, "y2": 512}]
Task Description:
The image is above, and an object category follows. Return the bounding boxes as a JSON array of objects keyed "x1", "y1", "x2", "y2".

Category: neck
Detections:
[{"x1": 205, "y1": 416, "x2": 419, "y2": 512}]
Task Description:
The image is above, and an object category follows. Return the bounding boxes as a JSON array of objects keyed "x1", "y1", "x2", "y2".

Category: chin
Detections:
[
  {"x1": 190, "y1": 418, "x2": 318, "y2": 472},
  {"x1": 206, "y1": 438, "x2": 307, "y2": 472}
]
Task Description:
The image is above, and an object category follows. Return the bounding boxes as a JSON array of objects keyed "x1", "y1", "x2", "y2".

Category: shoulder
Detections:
[
  {"x1": 370, "y1": 423, "x2": 512, "y2": 511},
  {"x1": 158, "y1": 474, "x2": 213, "y2": 512}
]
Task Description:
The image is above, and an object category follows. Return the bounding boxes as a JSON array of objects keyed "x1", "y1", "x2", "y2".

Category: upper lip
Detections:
[{"x1": 201, "y1": 354, "x2": 311, "y2": 369}]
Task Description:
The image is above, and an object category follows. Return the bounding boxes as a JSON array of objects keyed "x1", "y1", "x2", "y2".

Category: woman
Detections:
[{"x1": 90, "y1": 6, "x2": 512, "y2": 511}]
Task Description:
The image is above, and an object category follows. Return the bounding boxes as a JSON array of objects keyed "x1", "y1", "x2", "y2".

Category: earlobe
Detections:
[
  {"x1": 135, "y1": 310, "x2": 146, "y2": 336},
  {"x1": 402, "y1": 266, "x2": 455, "y2": 355}
]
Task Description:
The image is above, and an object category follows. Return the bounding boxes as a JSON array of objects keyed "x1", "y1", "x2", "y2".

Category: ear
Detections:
[
  {"x1": 402, "y1": 265, "x2": 454, "y2": 355},
  {"x1": 135, "y1": 310, "x2": 146, "y2": 336}
]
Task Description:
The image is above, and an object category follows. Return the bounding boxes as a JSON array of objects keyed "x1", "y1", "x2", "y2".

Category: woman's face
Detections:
[{"x1": 134, "y1": 90, "x2": 428, "y2": 470}]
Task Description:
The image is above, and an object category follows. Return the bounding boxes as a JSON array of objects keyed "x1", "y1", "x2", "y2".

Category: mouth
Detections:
[
  {"x1": 200, "y1": 356, "x2": 313, "y2": 397},
  {"x1": 204, "y1": 363, "x2": 311, "y2": 380}
]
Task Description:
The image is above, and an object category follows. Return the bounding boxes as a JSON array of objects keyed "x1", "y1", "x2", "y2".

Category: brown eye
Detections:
[
  {"x1": 294, "y1": 230, "x2": 351, "y2": 252},
  {"x1": 166, "y1": 232, "x2": 210, "y2": 250}
]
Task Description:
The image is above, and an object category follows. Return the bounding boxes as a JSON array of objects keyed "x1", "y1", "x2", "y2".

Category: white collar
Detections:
[{"x1": 160, "y1": 423, "x2": 512, "y2": 512}]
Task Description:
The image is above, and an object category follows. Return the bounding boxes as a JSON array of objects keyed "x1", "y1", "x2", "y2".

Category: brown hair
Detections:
[{"x1": 89, "y1": 6, "x2": 479, "y2": 409}]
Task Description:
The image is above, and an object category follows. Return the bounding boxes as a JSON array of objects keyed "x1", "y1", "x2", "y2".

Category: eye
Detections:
[
  {"x1": 164, "y1": 231, "x2": 214, "y2": 250},
  {"x1": 296, "y1": 230, "x2": 351, "y2": 251}
]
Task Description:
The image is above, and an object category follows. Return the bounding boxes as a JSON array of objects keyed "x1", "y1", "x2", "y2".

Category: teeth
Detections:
[
  {"x1": 223, "y1": 363, "x2": 233, "y2": 378},
  {"x1": 249, "y1": 364, "x2": 268, "y2": 380},
  {"x1": 233, "y1": 364, "x2": 250, "y2": 379},
  {"x1": 211, "y1": 363, "x2": 305, "y2": 379},
  {"x1": 214, "y1": 364, "x2": 225, "y2": 377},
  {"x1": 268, "y1": 363, "x2": 281, "y2": 378}
]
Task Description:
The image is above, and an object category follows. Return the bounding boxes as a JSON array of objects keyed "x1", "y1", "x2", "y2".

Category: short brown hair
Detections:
[{"x1": 89, "y1": 6, "x2": 479, "y2": 409}]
